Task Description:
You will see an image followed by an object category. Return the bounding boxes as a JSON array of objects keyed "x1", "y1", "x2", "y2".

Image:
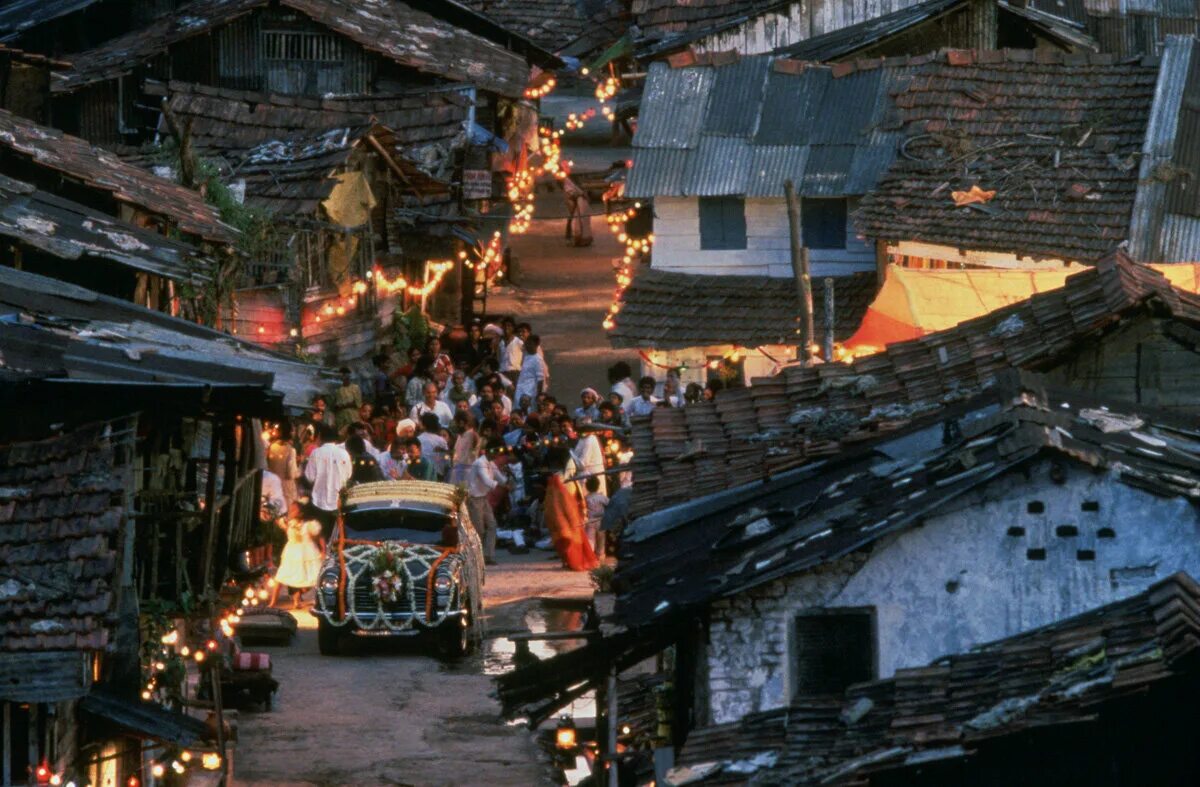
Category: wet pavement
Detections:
[{"x1": 232, "y1": 550, "x2": 593, "y2": 787}]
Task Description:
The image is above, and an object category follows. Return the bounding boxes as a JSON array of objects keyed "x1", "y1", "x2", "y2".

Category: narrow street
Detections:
[
  {"x1": 234, "y1": 552, "x2": 592, "y2": 787},
  {"x1": 235, "y1": 207, "x2": 629, "y2": 786}
]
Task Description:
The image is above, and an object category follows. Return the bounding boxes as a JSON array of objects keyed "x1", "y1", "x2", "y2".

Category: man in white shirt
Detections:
[
  {"x1": 303, "y1": 424, "x2": 352, "y2": 539},
  {"x1": 416, "y1": 413, "x2": 450, "y2": 478},
  {"x1": 498, "y1": 317, "x2": 524, "y2": 377},
  {"x1": 626, "y1": 376, "x2": 661, "y2": 418},
  {"x1": 377, "y1": 439, "x2": 409, "y2": 480},
  {"x1": 466, "y1": 441, "x2": 506, "y2": 564},
  {"x1": 514, "y1": 335, "x2": 549, "y2": 411},
  {"x1": 410, "y1": 382, "x2": 454, "y2": 428}
]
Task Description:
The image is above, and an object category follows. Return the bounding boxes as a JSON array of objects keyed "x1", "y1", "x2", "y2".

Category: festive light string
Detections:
[{"x1": 601, "y1": 203, "x2": 653, "y2": 331}]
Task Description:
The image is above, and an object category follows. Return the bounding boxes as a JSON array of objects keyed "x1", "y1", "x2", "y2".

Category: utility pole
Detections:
[
  {"x1": 823, "y1": 277, "x2": 835, "y2": 362},
  {"x1": 784, "y1": 180, "x2": 814, "y2": 364}
]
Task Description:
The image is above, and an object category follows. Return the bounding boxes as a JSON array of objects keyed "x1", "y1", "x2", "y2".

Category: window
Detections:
[
  {"x1": 801, "y1": 198, "x2": 847, "y2": 249},
  {"x1": 698, "y1": 197, "x2": 746, "y2": 250},
  {"x1": 793, "y1": 609, "x2": 875, "y2": 697}
]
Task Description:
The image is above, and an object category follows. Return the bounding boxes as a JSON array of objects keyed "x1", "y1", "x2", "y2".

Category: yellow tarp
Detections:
[
  {"x1": 846, "y1": 263, "x2": 1200, "y2": 350},
  {"x1": 322, "y1": 171, "x2": 377, "y2": 288}
]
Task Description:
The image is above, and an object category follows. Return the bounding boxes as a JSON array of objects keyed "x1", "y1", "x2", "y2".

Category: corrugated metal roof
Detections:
[
  {"x1": 682, "y1": 135, "x2": 754, "y2": 195},
  {"x1": 626, "y1": 148, "x2": 693, "y2": 197},
  {"x1": 1129, "y1": 35, "x2": 1197, "y2": 262},
  {"x1": 746, "y1": 145, "x2": 811, "y2": 196},
  {"x1": 634, "y1": 62, "x2": 715, "y2": 149},
  {"x1": 630, "y1": 55, "x2": 905, "y2": 198},
  {"x1": 701, "y1": 55, "x2": 771, "y2": 136}
]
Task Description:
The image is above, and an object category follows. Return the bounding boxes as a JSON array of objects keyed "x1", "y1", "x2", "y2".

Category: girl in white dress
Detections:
[{"x1": 270, "y1": 501, "x2": 326, "y2": 608}]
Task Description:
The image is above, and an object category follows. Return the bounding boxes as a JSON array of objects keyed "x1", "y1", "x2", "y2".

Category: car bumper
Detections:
[{"x1": 315, "y1": 608, "x2": 467, "y2": 636}]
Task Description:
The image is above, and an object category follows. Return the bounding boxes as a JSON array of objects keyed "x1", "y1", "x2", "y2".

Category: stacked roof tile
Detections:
[
  {"x1": 628, "y1": 252, "x2": 1200, "y2": 516},
  {"x1": 672, "y1": 571, "x2": 1200, "y2": 785},
  {"x1": 854, "y1": 49, "x2": 1159, "y2": 263},
  {"x1": 463, "y1": 0, "x2": 587, "y2": 51},
  {"x1": 53, "y1": 0, "x2": 535, "y2": 98},
  {"x1": 0, "y1": 420, "x2": 127, "y2": 652},
  {"x1": 632, "y1": 0, "x2": 786, "y2": 45},
  {"x1": 608, "y1": 268, "x2": 877, "y2": 349},
  {"x1": 0, "y1": 108, "x2": 234, "y2": 244}
]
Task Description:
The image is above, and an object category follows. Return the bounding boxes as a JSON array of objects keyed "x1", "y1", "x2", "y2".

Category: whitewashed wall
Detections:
[
  {"x1": 639, "y1": 345, "x2": 794, "y2": 387},
  {"x1": 705, "y1": 458, "x2": 1200, "y2": 724},
  {"x1": 689, "y1": 0, "x2": 929, "y2": 57},
  {"x1": 651, "y1": 196, "x2": 876, "y2": 278}
]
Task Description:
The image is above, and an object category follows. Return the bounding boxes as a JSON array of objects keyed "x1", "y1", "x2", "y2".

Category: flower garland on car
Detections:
[{"x1": 320, "y1": 542, "x2": 451, "y2": 633}]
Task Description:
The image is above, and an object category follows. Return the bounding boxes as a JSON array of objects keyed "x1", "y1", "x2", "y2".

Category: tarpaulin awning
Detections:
[
  {"x1": 844, "y1": 263, "x2": 1200, "y2": 350},
  {"x1": 586, "y1": 33, "x2": 631, "y2": 74}
]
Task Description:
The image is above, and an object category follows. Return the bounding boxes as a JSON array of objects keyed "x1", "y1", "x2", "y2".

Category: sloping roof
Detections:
[
  {"x1": 234, "y1": 124, "x2": 450, "y2": 216},
  {"x1": 157, "y1": 81, "x2": 469, "y2": 163},
  {"x1": 608, "y1": 268, "x2": 877, "y2": 349},
  {"x1": 673, "y1": 572, "x2": 1200, "y2": 785},
  {"x1": 854, "y1": 49, "x2": 1160, "y2": 264},
  {"x1": 770, "y1": 0, "x2": 1096, "y2": 62},
  {"x1": 626, "y1": 54, "x2": 911, "y2": 199},
  {"x1": 627, "y1": 252, "x2": 1200, "y2": 517},
  {"x1": 559, "y1": 0, "x2": 630, "y2": 60},
  {"x1": 0, "y1": 109, "x2": 234, "y2": 245},
  {"x1": 0, "y1": 419, "x2": 126, "y2": 654},
  {"x1": 81, "y1": 690, "x2": 214, "y2": 748},
  {"x1": 54, "y1": 0, "x2": 537, "y2": 98},
  {"x1": 0, "y1": 265, "x2": 334, "y2": 413},
  {"x1": 0, "y1": 173, "x2": 212, "y2": 282},
  {"x1": 0, "y1": 0, "x2": 98, "y2": 42},
  {"x1": 631, "y1": 0, "x2": 788, "y2": 46},
  {"x1": 1128, "y1": 36, "x2": 1200, "y2": 263},
  {"x1": 461, "y1": 0, "x2": 587, "y2": 51}
]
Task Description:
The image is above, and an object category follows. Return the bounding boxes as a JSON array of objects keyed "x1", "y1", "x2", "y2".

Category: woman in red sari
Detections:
[{"x1": 543, "y1": 472, "x2": 599, "y2": 571}]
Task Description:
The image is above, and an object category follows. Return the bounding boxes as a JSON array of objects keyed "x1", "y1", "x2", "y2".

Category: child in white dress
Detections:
[{"x1": 270, "y1": 501, "x2": 325, "y2": 608}]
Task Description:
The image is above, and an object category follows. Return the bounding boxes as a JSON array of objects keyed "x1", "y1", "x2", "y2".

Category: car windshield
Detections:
[{"x1": 341, "y1": 508, "x2": 452, "y2": 546}]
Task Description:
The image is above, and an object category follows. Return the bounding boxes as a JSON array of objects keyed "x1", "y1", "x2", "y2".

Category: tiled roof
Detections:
[
  {"x1": 608, "y1": 268, "x2": 877, "y2": 349},
  {"x1": 854, "y1": 49, "x2": 1160, "y2": 263},
  {"x1": 0, "y1": 109, "x2": 234, "y2": 245},
  {"x1": 0, "y1": 0, "x2": 97, "y2": 42},
  {"x1": 632, "y1": 0, "x2": 786, "y2": 44},
  {"x1": 0, "y1": 173, "x2": 212, "y2": 283},
  {"x1": 53, "y1": 0, "x2": 536, "y2": 98},
  {"x1": 463, "y1": 0, "x2": 586, "y2": 51},
  {"x1": 157, "y1": 81, "x2": 469, "y2": 161},
  {"x1": 627, "y1": 53, "x2": 911, "y2": 199},
  {"x1": 627, "y1": 252, "x2": 1200, "y2": 517},
  {"x1": 559, "y1": 0, "x2": 630, "y2": 60},
  {"x1": 673, "y1": 571, "x2": 1200, "y2": 785},
  {"x1": 0, "y1": 420, "x2": 128, "y2": 652},
  {"x1": 616, "y1": 369, "x2": 1200, "y2": 623}
]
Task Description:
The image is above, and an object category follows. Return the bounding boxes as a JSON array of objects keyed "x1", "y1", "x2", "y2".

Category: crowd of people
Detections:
[{"x1": 259, "y1": 316, "x2": 731, "y2": 606}]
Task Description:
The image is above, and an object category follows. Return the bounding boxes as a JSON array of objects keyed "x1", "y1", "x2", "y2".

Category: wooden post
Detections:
[
  {"x1": 784, "y1": 180, "x2": 813, "y2": 364},
  {"x1": 200, "y1": 422, "x2": 221, "y2": 596},
  {"x1": 606, "y1": 668, "x2": 619, "y2": 787},
  {"x1": 3, "y1": 702, "x2": 11, "y2": 787},
  {"x1": 823, "y1": 277, "x2": 835, "y2": 362}
]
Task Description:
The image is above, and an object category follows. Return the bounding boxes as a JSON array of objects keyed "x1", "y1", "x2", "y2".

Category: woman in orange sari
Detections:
[{"x1": 543, "y1": 473, "x2": 599, "y2": 571}]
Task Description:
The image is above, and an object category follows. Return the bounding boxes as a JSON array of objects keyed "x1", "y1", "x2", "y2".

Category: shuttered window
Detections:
[
  {"x1": 699, "y1": 196, "x2": 747, "y2": 250},
  {"x1": 793, "y1": 609, "x2": 875, "y2": 697},
  {"x1": 802, "y1": 198, "x2": 847, "y2": 249}
]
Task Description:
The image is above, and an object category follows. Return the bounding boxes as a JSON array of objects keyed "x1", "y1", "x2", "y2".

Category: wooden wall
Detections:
[
  {"x1": 1044, "y1": 317, "x2": 1200, "y2": 411},
  {"x1": 652, "y1": 196, "x2": 877, "y2": 278}
]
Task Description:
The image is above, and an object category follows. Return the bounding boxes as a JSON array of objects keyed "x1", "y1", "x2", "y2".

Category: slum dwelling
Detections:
[
  {"x1": 855, "y1": 36, "x2": 1200, "y2": 270},
  {"x1": 135, "y1": 82, "x2": 468, "y2": 362},
  {"x1": 498, "y1": 373, "x2": 1200, "y2": 753},
  {"x1": 0, "y1": 107, "x2": 234, "y2": 319},
  {"x1": 0, "y1": 262, "x2": 331, "y2": 787}
]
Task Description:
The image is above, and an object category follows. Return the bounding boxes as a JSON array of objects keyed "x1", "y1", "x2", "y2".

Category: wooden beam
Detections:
[
  {"x1": 784, "y1": 180, "x2": 813, "y2": 364},
  {"x1": 199, "y1": 422, "x2": 221, "y2": 595},
  {"x1": 365, "y1": 133, "x2": 423, "y2": 202}
]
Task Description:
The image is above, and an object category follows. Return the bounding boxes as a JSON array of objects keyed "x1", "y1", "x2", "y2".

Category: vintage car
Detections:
[{"x1": 313, "y1": 481, "x2": 484, "y2": 657}]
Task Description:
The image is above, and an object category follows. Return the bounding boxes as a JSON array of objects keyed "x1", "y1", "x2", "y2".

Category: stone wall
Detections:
[{"x1": 705, "y1": 458, "x2": 1200, "y2": 724}]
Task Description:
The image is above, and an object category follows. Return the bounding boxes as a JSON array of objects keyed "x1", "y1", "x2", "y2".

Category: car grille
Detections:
[{"x1": 352, "y1": 571, "x2": 429, "y2": 616}]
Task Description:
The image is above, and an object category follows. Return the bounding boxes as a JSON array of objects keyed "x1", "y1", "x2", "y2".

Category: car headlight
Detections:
[
  {"x1": 433, "y1": 574, "x2": 453, "y2": 593},
  {"x1": 319, "y1": 573, "x2": 339, "y2": 593}
]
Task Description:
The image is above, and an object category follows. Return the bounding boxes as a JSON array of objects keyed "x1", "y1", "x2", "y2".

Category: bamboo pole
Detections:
[{"x1": 783, "y1": 180, "x2": 814, "y2": 364}]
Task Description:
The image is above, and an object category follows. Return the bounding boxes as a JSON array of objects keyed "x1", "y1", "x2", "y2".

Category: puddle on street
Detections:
[{"x1": 481, "y1": 601, "x2": 589, "y2": 676}]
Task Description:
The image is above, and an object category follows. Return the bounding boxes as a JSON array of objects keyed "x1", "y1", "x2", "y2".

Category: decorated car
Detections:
[{"x1": 313, "y1": 481, "x2": 484, "y2": 657}]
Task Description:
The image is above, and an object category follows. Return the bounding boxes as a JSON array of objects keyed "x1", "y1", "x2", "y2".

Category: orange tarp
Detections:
[{"x1": 845, "y1": 263, "x2": 1200, "y2": 350}]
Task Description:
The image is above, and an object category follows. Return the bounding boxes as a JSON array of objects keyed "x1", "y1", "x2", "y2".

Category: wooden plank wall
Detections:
[
  {"x1": 652, "y1": 196, "x2": 877, "y2": 278},
  {"x1": 1044, "y1": 317, "x2": 1200, "y2": 411}
]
